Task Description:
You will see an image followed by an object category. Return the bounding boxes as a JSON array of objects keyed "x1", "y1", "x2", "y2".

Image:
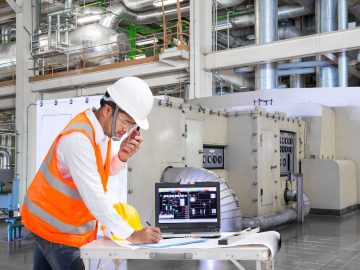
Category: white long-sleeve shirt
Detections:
[{"x1": 56, "y1": 109, "x2": 135, "y2": 239}]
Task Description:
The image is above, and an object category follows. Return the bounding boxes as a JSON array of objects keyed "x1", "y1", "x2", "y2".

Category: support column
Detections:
[
  {"x1": 189, "y1": 0, "x2": 212, "y2": 98},
  {"x1": 15, "y1": 0, "x2": 37, "y2": 204},
  {"x1": 255, "y1": 0, "x2": 278, "y2": 90}
]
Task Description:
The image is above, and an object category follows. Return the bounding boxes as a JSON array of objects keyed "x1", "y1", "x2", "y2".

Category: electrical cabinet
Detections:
[{"x1": 226, "y1": 108, "x2": 305, "y2": 217}]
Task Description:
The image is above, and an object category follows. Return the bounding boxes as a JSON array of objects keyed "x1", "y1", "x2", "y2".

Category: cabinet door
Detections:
[
  {"x1": 185, "y1": 119, "x2": 203, "y2": 168},
  {"x1": 259, "y1": 130, "x2": 275, "y2": 206}
]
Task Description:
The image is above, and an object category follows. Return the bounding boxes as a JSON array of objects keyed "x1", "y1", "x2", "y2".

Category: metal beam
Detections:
[
  {"x1": 0, "y1": 13, "x2": 16, "y2": 24},
  {"x1": 206, "y1": 28, "x2": 360, "y2": 70},
  {"x1": 30, "y1": 61, "x2": 189, "y2": 92},
  {"x1": 0, "y1": 97, "x2": 15, "y2": 109},
  {"x1": 0, "y1": 85, "x2": 15, "y2": 97},
  {"x1": 5, "y1": 0, "x2": 21, "y2": 13},
  {"x1": 278, "y1": 67, "x2": 315, "y2": 76},
  {"x1": 278, "y1": 60, "x2": 333, "y2": 69}
]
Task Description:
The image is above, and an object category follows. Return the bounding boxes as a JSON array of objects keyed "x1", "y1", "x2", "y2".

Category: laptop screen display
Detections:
[
  {"x1": 155, "y1": 182, "x2": 220, "y2": 229},
  {"x1": 158, "y1": 186, "x2": 218, "y2": 223}
]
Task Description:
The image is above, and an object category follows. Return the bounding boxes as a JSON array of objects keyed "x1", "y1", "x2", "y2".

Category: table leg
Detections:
[
  {"x1": 266, "y1": 259, "x2": 274, "y2": 270},
  {"x1": 84, "y1": 259, "x2": 90, "y2": 270},
  {"x1": 256, "y1": 260, "x2": 262, "y2": 270},
  {"x1": 230, "y1": 259, "x2": 247, "y2": 270}
]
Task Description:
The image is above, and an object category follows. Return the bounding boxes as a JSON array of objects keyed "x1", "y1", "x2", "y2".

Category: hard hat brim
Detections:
[{"x1": 135, "y1": 118, "x2": 149, "y2": 130}]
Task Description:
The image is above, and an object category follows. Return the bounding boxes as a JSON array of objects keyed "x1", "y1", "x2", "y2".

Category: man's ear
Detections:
[{"x1": 102, "y1": 105, "x2": 113, "y2": 118}]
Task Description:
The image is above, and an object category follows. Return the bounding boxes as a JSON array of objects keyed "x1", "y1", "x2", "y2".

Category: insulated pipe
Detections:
[
  {"x1": 34, "y1": 0, "x2": 41, "y2": 35},
  {"x1": 242, "y1": 193, "x2": 311, "y2": 230},
  {"x1": 316, "y1": 0, "x2": 338, "y2": 87},
  {"x1": 121, "y1": 0, "x2": 155, "y2": 11},
  {"x1": 217, "y1": 5, "x2": 313, "y2": 30},
  {"x1": 120, "y1": 0, "x2": 241, "y2": 11},
  {"x1": 64, "y1": 0, "x2": 73, "y2": 10},
  {"x1": 278, "y1": 25, "x2": 304, "y2": 87},
  {"x1": 216, "y1": 31, "x2": 247, "y2": 48},
  {"x1": 0, "y1": 148, "x2": 10, "y2": 170},
  {"x1": 284, "y1": 0, "x2": 314, "y2": 10},
  {"x1": 255, "y1": 0, "x2": 278, "y2": 90},
  {"x1": 338, "y1": 0, "x2": 348, "y2": 87},
  {"x1": 98, "y1": 2, "x2": 190, "y2": 28},
  {"x1": 216, "y1": 0, "x2": 245, "y2": 7}
]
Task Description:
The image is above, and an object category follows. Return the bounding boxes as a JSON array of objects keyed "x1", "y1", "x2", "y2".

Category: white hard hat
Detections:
[{"x1": 107, "y1": 77, "x2": 154, "y2": 130}]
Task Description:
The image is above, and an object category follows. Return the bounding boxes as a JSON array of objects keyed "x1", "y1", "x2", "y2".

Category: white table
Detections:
[{"x1": 80, "y1": 237, "x2": 276, "y2": 270}]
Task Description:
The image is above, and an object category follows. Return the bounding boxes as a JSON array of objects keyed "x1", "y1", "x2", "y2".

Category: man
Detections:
[{"x1": 22, "y1": 77, "x2": 162, "y2": 270}]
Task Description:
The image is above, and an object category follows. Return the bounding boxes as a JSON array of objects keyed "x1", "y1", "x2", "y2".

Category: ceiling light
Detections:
[
  {"x1": 77, "y1": 14, "x2": 102, "y2": 25},
  {"x1": 153, "y1": 0, "x2": 183, "y2": 7}
]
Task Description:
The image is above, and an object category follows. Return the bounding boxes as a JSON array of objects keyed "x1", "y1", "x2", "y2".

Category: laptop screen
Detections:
[{"x1": 155, "y1": 182, "x2": 221, "y2": 230}]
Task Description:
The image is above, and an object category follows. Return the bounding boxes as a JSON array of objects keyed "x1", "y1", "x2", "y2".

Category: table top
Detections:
[{"x1": 81, "y1": 237, "x2": 271, "y2": 261}]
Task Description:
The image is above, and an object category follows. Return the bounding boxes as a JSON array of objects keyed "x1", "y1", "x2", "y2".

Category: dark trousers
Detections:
[{"x1": 32, "y1": 233, "x2": 85, "y2": 270}]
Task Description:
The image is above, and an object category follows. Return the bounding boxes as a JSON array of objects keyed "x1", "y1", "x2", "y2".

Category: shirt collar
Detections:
[{"x1": 85, "y1": 108, "x2": 107, "y2": 145}]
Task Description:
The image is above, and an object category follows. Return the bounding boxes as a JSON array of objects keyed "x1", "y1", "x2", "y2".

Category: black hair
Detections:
[{"x1": 100, "y1": 92, "x2": 125, "y2": 115}]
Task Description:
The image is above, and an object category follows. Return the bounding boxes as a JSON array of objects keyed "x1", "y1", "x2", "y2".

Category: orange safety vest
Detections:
[{"x1": 22, "y1": 111, "x2": 112, "y2": 247}]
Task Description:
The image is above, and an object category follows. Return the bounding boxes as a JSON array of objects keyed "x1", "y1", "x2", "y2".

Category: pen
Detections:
[{"x1": 145, "y1": 220, "x2": 152, "y2": 226}]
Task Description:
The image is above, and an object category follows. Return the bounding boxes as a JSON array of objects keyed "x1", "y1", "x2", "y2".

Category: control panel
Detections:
[
  {"x1": 203, "y1": 146, "x2": 224, "y2": 169},
  {"x1": 280, "y1": 131, "x2": 295, "y2": 176}
]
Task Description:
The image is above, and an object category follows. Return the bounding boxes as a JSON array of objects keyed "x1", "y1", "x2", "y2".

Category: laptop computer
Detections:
[{"x1": 155, "y1": 182, "x2": 221, "y2": 238}]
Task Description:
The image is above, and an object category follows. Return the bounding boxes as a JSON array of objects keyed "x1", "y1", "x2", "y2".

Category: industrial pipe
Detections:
[
  {"x1": 338, "y1": 0, "x2": 348, "y2": 87},
  {"x1": 255, "y1": 0, "x2": 278, "y2": 90},
  {"x1": 217, "y1": 5, "x2": 313, "y2": 30},
  {"x1": 316, "y1": 0, "x2": 338, "y2": 87},
  {"x1": 278, "y1": 24, "x2": 304, "y2": 87},
  {"x1": 242, "y1": 193, "x2": 311, "y2": 230}
]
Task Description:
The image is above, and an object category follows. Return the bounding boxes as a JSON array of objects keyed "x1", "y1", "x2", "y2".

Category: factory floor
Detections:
[{"x1": 1, "y1": 211, "x2": 360, "y2": 270}]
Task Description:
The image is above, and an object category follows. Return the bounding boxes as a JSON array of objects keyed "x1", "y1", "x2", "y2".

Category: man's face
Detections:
[
  {"x1": 113, "y1": 112, "x2": 137, "y2": 138},
  {"x1": 103, "y1": 105, "x2": 136, "y2": 138}
]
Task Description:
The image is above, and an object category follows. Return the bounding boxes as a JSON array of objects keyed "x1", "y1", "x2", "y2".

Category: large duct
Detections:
[
  {"x1": 161, "y1": 167, "x2": 242, "y2": 232},
  {"x1": 255, "y1": 0, "x2": 278, "y2": 90},
  {"x1": 98, "y1": 2, "x2": 190, "y2": 28},
  {"x1": 278, "y1": 25, "x2": 304, "y2": 87},
  {"x1": 316, "y1": 0, "x2": 338, "y2": 87},
  {"x1": 45, "y1": 24, "x2": 130, "y2": 68}
]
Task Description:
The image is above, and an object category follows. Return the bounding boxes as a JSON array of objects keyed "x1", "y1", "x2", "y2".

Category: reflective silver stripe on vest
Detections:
[
  {"x1": 40, "y1": 144, "x2": 82, "y2": 200},
  {"x1": 63, "y1": 123, "x2": 94, "y2": 142},
  {"x1": 24, "y1": 195, "x2": 96, "y2": 234}
]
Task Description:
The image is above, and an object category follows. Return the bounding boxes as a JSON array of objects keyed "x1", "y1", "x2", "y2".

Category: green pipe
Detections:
[{"x1": 128, "y1": 27, "x2": 137, "y2": 60}]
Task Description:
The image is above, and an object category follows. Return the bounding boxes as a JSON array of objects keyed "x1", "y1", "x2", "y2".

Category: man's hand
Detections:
[
  {"x1": 126, "y1": 226, "x2": 162, "y2": 244},
  {"x1": 118, "y1": 135, "x2": 144, "y2": 162}
]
